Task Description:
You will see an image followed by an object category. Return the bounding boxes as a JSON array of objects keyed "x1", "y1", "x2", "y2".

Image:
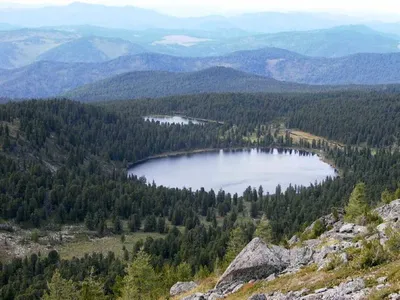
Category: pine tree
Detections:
[
  {"x1": 157, "y1": 217, "x2": 166, "y2": 234},
  {"x1": 254, "y1": 216, "x2": 273, "y2": 243},
  {"x1": 119, "y1": 250, "x2": 161, "y2": 300},
  {"x1": 223, "y1": 227, "x2": 247, "y2": 268},
  {"x1": 345, "y1": 183, "x2": 370, "y2": 223},
  {"x1": 381, "y1": 189, "x2": 393, "y2": 204},
  {"x1": 80, "y1": 268, "x2": 107, "y2": 300},
  {"x1": 114, "y1": 217, "x2": 123, "y2": 234},
  {"x1": 250, "y1": 201, "x2": 258, "y2": 218},
  {"x1": 175, "y1": 262, "x2": 192, "y2": 282},
  {"x1": 43, "y1": 270, "x2": 79, "y2": 300}
]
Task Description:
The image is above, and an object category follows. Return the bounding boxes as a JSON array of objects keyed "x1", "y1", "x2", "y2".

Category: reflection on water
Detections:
[
  {"x1": 144, "y1": 115, "x2": 204, "y2": 125},
  {"x1": 128, "y1": 148, "x2": 337, "y2": 195}
]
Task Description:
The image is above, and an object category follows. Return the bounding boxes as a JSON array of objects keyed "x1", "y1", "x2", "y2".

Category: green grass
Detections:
[{"x1": 56, "y1": 231, "x2": 165, "y2": 260}]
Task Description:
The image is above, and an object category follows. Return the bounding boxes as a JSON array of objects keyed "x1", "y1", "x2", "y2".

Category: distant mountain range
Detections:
[
  {"x1": 181, "y1": 25, "x2": 400, "y2": 58},
  {"x1": 2, "y1": 48, "x2": 400, "y2": 99},
  {"x1": 1, "y1": 25, "x2": 399, "y2": 69},
  {"x1": 0, "y1": 2, "x2": 358, "y2": 32}
]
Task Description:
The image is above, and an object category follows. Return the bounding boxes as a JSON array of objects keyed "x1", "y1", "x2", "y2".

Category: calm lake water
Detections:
[
  {"x1": 128, "y1": 149, "x2": 336, "y2": 195},
  {"x1": 144, "y1": 115, "x2": 204, "y2": 125}
]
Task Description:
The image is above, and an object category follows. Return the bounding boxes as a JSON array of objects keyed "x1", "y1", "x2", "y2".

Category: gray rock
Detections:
[
  {"x1": 290, "y1": 246, "x2": 314, "y2": 268},
  {"x1": 181, "y1": 293, "x2": 205, "y2": 300},
  {"x1": 353, "y1": 226, "x2": 368, "y2": 234},
  {"x1": 389, "y1": 293, "x2": 400, "y2": 300},
  {"x1": 315, "y1": 288, "x2": 328, "y2": 294},
  {"x1": 230, "y1": 283, "x2": 244, "y2": 294},
  {"x1": 294, "y1": 289, "x2": 310, "y2": 297},
  {"x1": 170, "y1": 281, "x2": 198, "y2": 296},
  {"x1": 375, "y1": 199, "x2": 400, "y2": 222},
  {"x1": 265, "y1": 273, "x2": 277, "y2": 282},
  {"x1": 216, "y1": 238, "x2": 289, "y2": 288},
  {"x1": 219, "y1": 281, "x2": 244, "y2": 295},
  {"x1": 376, "y1": 223, "x2": 389, "y2": 244},
  {"x1": 339, "y1": 223, "x2": 355, "y2": 233},
  {"x1": 377, "y1": 276, "x2": 387, "y2": 284},
  {"x1": 301, "y1": 294, "x2": 323, "y2": 300},
  {"x1": 288, "y1": 235, "x2": 300, "y2": 247},
  {"x1": 207, "y1": 292, "x2": 224, "y2": 300},
  {"x1": 337, "y1": 278, "x2": 365, "y2": 295},
  {"x1": 376, "y1": 284, "x2": 386, "y2": 290},
  {"x1": 248, "y1": 294, "x2": 267, "y2": 300}
]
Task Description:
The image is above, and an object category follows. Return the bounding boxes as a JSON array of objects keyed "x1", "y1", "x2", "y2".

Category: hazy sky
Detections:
[{"x1": 2, "y1": 0, "x2": 400, "y2": 17}]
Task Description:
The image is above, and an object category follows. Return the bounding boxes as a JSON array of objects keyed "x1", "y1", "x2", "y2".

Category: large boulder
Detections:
[
  {"x1": 216, "y1": 238, "x2": 289, "y2": 288},
  {"x1": 290, "y1": 246, "x2": 314, "y2": 269},
  {"x1": 170, "y1": 281, "x2": 198, "y2": 297}
]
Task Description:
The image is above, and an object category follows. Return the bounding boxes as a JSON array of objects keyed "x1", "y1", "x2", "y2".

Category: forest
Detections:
[{"x1": 0, "y1": 92, "x2": 400, "y2": 299}]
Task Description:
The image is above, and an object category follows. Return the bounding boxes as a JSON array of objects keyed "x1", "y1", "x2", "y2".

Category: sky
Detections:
[{"x1": 1, "y1": 0, "x2": 400, "y2": 18}]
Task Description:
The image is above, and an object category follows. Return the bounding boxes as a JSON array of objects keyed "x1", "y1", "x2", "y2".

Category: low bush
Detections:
[
  {"x1": 385, "y1": 227, "x2": 400, "y2": 255},
  {"x1": 357, "y1": 240, "x2": 389, "y2": 269},
  {"x1": 324, "y1": 253, "x2": 345, "y2": 271}
]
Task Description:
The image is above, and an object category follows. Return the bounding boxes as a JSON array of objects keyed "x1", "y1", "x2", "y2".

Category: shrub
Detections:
[
  {"x1": 195, "y1": 265, "x2": 211, "y2": 280},
  {"x1": 254, "y1": 216, "x2": 273, "y2": 243},
  {"x1": 324, "y1": 253, "x2": 345, "y2": 271},
  {"x1": 345, "y1": 247, "x2": 362, "y2": 262},
  {"x1": 380, "y1": 189, "x2": 394, "y2": 205},
  {"x1": 385, "y1": 226, "x2": 400, "y2": 254},
  {"x1": 31, "y1": 230, "x2": 40, "y2": 243},
  {"x1": 357, "y1": 240, "x2": 389, "y2": 269},
  {"x1": 364, "y1": 211, "x2": 383, "y2": 227},
  {"x1": 311, "y1": 219, "x2": 326, "y2": 238}
]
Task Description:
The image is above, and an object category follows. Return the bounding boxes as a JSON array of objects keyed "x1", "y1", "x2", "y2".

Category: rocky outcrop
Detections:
[
  {"x1": 216, "y1": 238, "x2": 290, "y2": 288},
  {"x1": 170, "y1": 281, "x2": 198, "y2": 297},
  {"x1": 177, "y1": 200, "x2": 400, "y2": 300},
  {"x1": 375, "y1": 199, "x2": 400, "y2": 223},
  {"x1": 264, "y1": 278, "x2": 367, "y2": 299}
]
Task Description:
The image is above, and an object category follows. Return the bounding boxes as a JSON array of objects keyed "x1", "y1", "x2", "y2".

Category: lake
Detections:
[
  {"x1": 128, "y1": 148, "x2": 337, "y2": 195},
  {"x1": 144, "y1": 115, "x2": 204, "y2": 125}
]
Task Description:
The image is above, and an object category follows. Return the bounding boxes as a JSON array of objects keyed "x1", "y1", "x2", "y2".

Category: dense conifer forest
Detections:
[{"x1": 0, "y1": 92, "x2": 399, "y2": 299}]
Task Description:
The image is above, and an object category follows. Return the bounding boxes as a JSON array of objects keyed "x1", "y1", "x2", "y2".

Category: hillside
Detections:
[
  {"x1": 0, "y1": 29, "x2": 146, "y2": 68},
  {"x1": 37, "y1": 36, "x2": 146, "y2": 63},
  {"x1": 4, "y1": 48, "x2": 400, "y2": 98},
  {"x1": 64, "y1": 67, "x2": 315, "y2": 101},
  {"x1": 0, "y1": 29, "x2": 79, "y2": 69}
]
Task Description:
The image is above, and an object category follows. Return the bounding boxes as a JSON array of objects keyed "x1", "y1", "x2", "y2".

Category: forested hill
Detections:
[
  {"x1": 64, "y1": 67, "x2": 315, "y2": 101},
  {"x1": 4, "y1": 48, "x2": 400, "y2": 99}
]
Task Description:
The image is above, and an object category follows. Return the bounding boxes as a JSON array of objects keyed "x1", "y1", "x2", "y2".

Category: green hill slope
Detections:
[{"x1": 64, "y1": 67, "x2": 314, "y2": 101}]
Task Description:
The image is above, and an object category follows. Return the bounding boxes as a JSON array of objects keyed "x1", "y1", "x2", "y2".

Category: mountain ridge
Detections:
[
  {"x1": 3, "y1": 48, "x2": 400, "y2": 98},
  {"x1": 63, "y1": 67, "x2": 314, "y2": 101}
]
